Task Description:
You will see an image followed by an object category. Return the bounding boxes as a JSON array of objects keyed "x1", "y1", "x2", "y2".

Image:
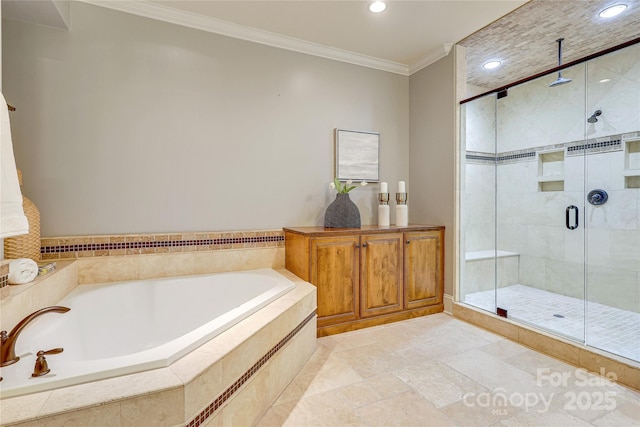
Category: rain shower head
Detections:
[
  {"x1": 549, "y1": 76, "x2": 572, "y2": 87},
  {"x1": 587, "y1": 109, "x2": 602, "y2": 123},
  {"x1": 549, "y1": 38, "x2": 572, "y2": 87}
]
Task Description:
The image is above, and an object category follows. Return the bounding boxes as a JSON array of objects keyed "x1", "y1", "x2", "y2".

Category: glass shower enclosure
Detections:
[{"x1": 459, "y1": 41, "x2": 640, "y2": 362}]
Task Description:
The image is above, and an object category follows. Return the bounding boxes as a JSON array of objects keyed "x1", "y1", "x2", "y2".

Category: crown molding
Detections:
[
  {"x1": 80, "y1": 0, "x2": 410, "y2": 76},
  {"x1": 408, "y1": 43, "x2": 454, "y2": 75}
]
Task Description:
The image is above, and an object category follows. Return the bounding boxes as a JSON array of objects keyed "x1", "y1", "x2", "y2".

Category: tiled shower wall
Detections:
[{"x1": 461, "y1": 43, "x2": 640, "y2": 312}]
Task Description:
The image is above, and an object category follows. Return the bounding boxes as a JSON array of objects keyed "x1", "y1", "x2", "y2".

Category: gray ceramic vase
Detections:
[{"x1": 324, "y1": 193, "x2": 361, "y2": 228}]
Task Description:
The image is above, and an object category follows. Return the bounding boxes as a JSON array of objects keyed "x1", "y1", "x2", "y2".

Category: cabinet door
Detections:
[
  {"x1": 404, "y1": 230, "x2": 444, "y2": 309},
  {"x1": 360, "y1": 233, "x2": 403, "y2": 318},
  {"x1": 310, "y1": 236, "x2": 360, "y2": 327}
]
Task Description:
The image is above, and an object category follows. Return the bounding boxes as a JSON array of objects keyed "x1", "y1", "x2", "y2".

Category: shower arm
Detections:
[{"x1": 556, "y1": 38, "x2": 565, "y2": 75}]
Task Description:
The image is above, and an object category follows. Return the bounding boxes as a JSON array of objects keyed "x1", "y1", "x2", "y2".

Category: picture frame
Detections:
[{"x1": 335, "y1": 129, "x2": 380, "y2": 182}]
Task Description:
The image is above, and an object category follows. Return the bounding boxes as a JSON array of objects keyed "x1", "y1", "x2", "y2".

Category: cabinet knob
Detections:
[
  {"x1": 355, "y1": 244, "x2": 360, "y2": 248},
  {"x1": 406, "y1": 240, "x2": 411, "y2": 244},
  {"x1": 362, "y1": 243, "x2": 368, "y2": 248}
]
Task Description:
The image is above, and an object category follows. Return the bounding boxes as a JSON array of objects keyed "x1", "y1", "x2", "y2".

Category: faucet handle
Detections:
[{"x1": 32, "y1": 348, "x2": 64, "y2": 377}]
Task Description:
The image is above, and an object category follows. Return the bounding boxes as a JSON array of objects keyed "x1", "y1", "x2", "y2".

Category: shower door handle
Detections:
[{"x1": 566, "y1": 205, "x2": 579, "y2": 230}]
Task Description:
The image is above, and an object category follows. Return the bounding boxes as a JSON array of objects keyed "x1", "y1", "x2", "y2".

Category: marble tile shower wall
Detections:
[
  {"x1": 497, "y1": 44, "x2": 640, "y2": 152},
  {"x1": 496, "y1": 151, "x2": 639, "y2": 313},
  {"x1": 461, "y1": 44, "x2": 640, "y2": 313},
  {"x1": 463, "y1": 149, "x2": 639, "y2": 313}
]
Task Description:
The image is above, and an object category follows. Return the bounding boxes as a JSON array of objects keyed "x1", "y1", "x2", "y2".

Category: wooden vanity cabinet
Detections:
[
  {"x1": 284, "y1": 225, "x2": 444, "y2": 336},
  {"x1": 404, "y1": 230, "x2": 443, "y2": 309},
  {"x1": 310, "y1": 235, "x2": 360, "y2": 327},
  {"x1": 359, "y1": 233, "x2": 404, "y2": 318}
]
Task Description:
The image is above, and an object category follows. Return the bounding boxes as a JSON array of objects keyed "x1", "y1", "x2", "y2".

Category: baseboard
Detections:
[{"x1": 443, "y1": 293, "x2": 453, "y2": 314}]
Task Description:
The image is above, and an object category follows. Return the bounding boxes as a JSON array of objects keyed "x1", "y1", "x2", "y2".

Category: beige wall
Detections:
[
  {"x1": 2, "y1": 2, "x2": 409, "y2": 236},
  {"x1": 409, "y1": 53, "x2": 456, "y2": 296}
]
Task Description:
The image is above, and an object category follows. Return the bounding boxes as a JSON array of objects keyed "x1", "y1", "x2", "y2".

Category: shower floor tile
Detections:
[
  {"x1": 464, "y1": 285, "x2": 640, "y2": 360},
  {"x1": 464, "y1": 284, "x2": 640, "y2": 362}
]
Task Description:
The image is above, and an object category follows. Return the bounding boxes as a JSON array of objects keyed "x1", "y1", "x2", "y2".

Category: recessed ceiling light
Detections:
[
  {"x1": 369, "y1": 1, "x2": 387, "y2": 13},
  {"x1": 598, "y1": 4, "x2": 628, "y2": 18},
  {"x1": 482, "y1": 60, "x2": 502, "y2": 70},
  {"x1": 599, "y1": 78, "x2": 611, "y2": 83}
]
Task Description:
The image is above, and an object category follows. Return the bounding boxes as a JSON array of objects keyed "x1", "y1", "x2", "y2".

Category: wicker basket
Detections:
[{"x1": 4, "y1": 170, "x2": 41, "y2": 262}]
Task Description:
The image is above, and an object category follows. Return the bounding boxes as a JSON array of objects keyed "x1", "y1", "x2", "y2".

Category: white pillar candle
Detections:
[
  {"x1": 380, "y1": 182, "x2": 388, "y2": 193},
  {"x1": 398, "y1": 181, "x2": 406, "y2": 193},
  {"x1": 395, "y1": 204, "x2": 408, "y2": 226},
  {"x1": 378, "y1": 204, "x2": 390, "y2": 226}
]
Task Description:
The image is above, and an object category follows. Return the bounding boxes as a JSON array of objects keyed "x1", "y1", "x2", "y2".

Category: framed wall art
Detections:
[{"x1": 335, "y1": 129, "x2": 379, "y2": 182}]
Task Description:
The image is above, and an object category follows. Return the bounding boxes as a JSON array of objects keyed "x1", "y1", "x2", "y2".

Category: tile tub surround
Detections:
[
  {"x1": 0, "y1": 262, "x2": 9, "y2": 300},
  {"x1": 453, "y1": 302, "x2": 640, "y2": 392},
  {"x1": 0, "y1": 261, "x2": 78, "y2": 330},
  {"x1": 0, "y1": 246, "x2": 285, "y2": 330},
  {"x1": 40, "y1": 229, "x2": 284, "y2": 260},
  {"x1": 0, "y1": 269, "x2": 317, "y2": 426}
]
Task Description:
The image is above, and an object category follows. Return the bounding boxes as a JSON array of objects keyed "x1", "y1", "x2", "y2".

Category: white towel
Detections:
[
  {"x1": 1, "y1": 92, "x2": 29, "y2": 238},
  {"x1": 8, "y1": 258, "x2": 38, "y2": 285}
]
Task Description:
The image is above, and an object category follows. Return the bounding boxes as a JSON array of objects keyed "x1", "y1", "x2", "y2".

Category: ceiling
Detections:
[
  {"x1": 2, "y1": 0, "x2": 528, "y2": 75},
  {"x1": 460, "y1": 0, "x2": 640, "y2": 90},
  {"x1": 3, "y1": 0, "x2": 640, "y2": 91},
  {"x1": 148, "y1": 0, "x2": 527, "y2": 70}
]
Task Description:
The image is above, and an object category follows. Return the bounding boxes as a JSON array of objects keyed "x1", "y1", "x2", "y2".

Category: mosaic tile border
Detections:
[
  {"x1": 566, "y1": 138, "x2": 622, "y2": 156},
  {"x1": 0, "y1": 263, "x2": 8, "y2": 289},
  {"x1": 465, "y1": 151, "x2": 496, "y2": 165},
  {"x1": 40, "y1": 230, "x2": 285, "y2": 260},
  {"x1": 466, "y1": 132, "x2": 633, "y2": 164},
  {"x1": 186, "y1": 310, "x2": 316, "y2": 427}
]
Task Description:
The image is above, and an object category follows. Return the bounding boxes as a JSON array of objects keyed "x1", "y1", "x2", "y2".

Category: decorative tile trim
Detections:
[
  {"x1": 466, "y1": 132, "x2": 632, "y2": 164},
  {"x1": 186, "y1": 310, "x2": 316, "y2": 427},
  {"x1": 465, "y1": 151, "x2": 496, "y2": 165},
  {"x1": 566, "y1": 138, "x2": 622, "y2": 156},
  {"x1": 497, "y1": 151, "x2": 536, "y2": 163},
  {"x1": 0, "y1": 263, "x2": 8, "y2": 289},
  {"x1": 40, "y1": 230, "x2": 285, "y2": 260}
]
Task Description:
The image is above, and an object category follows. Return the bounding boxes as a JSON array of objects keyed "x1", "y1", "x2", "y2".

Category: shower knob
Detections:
[{"x1": 587, "y1": 189, "x2": 608, "y2": 205}]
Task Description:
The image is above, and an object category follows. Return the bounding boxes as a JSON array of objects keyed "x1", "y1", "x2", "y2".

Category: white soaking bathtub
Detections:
[{"x1": 0, "y1": 268, "x2": 295, "y2": 399}]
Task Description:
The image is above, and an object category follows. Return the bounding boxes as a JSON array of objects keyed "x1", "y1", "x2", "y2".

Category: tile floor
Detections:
[
  {"x1": 464, "y1": 285, "x2": 640, "y2": 362},
  {"x1": 256, "y1": 314, "x2": 640, "y2": 427}
]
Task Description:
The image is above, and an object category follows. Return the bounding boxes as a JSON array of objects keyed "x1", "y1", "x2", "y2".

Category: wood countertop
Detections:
[{"x1": 283, "y1": 224, "x2": 444, "y2": 237}]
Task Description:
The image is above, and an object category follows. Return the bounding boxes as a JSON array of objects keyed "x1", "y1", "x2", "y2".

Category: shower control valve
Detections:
[{"x1": 587, "y1": 189, "x2": 608, "y2": 205}]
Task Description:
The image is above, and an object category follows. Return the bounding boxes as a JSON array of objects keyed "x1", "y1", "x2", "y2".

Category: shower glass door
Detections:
[
  {"x1": 460, "y1": 41, "x2": 640, "y2": 362},
  {"x1": 493, "y1": 63, "x2": 587, "y2": 343},
  {"x1": 584, "y1": 43, "x2": 640, "y2": 361},
  {"x1": 459, "y1": 93, "x2": 498, "y2": 315}
]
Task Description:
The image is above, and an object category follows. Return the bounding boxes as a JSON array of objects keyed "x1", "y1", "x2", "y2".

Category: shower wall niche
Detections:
[{"x1": 460, "y1": 41, "x2": 640, "y2": 362}]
